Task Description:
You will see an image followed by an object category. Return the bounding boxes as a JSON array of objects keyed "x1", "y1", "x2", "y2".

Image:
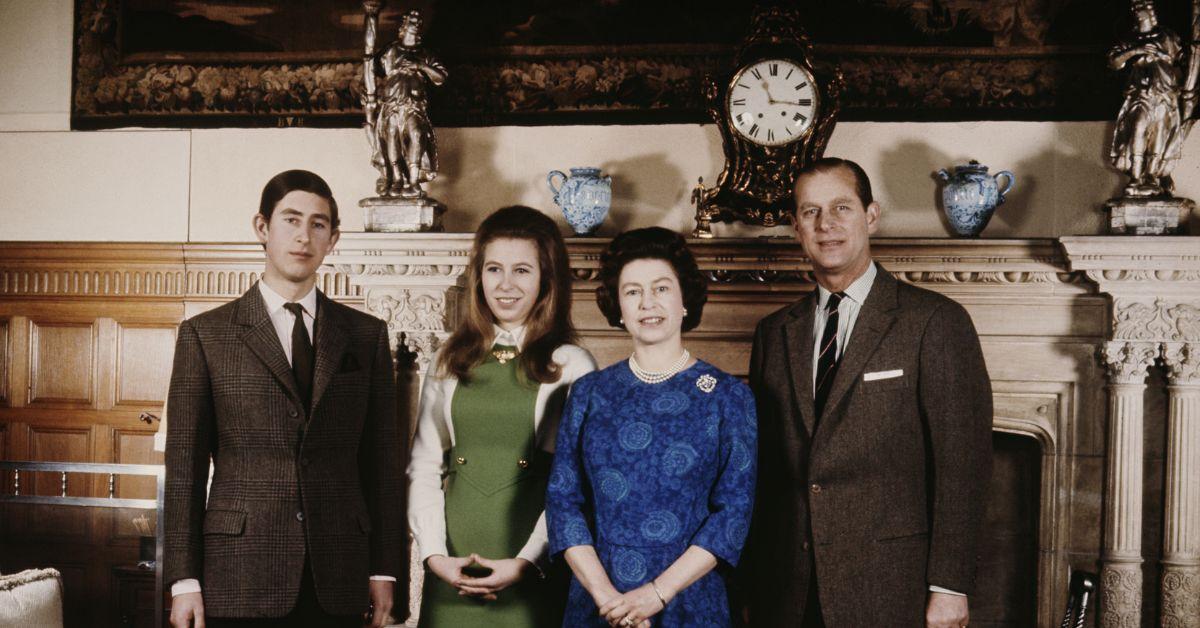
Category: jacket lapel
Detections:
[
  {"x1": 236, "y1": 284, "x2": 303, "y2": 406},
  {"x1": 818, "y1": 268, "x2": 899, "y2": 427},
  {"x1": 783, "y1": 290, "x2": 818, "y2": 436},
  {"x1": 310, "y1": 291, "x2": 349, "y2": 414}
]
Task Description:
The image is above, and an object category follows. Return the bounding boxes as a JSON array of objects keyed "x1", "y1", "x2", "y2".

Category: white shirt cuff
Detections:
[
  {"x1": 171, "y1": 579, "x2": 202, "y2": 597},
  {"x1": 929, "y1": 585, "x2": 966, "y2": 596},
  {"x1": 369, "y1": 575, "x2": 396, "y2": 582}
]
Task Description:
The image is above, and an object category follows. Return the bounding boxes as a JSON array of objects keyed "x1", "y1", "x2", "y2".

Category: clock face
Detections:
[{"x1": 726, "y1": 59, "x2": 818, "y2": 147}]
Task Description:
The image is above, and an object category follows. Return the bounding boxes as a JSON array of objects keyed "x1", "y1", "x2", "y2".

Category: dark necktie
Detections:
[
  {"x1": 814, "y1": 292, "x2": 846, "y2": 421},
  {"x1": 283, "y1": 302, "x2": 314, "y2": 410}
]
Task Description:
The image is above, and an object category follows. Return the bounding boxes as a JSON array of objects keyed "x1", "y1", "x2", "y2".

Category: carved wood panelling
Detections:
[
  {"x1": 114, "y1": 324, "x2": 176, "y2": 406},
  {"x1": 28, "y1": 321, "x2": 96, "y2": 406},
  {"x1": 0, "y1": 318, "x2": 8, "y2": 405}
]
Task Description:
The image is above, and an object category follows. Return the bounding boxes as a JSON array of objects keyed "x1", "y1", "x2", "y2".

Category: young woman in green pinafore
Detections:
[{"x1": 407, "y1": 206, "x2": 596, "y2": 627}]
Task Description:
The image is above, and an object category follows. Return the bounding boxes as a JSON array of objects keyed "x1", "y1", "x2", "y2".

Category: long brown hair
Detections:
[{"x1": 437, "y1": 206, "x2": 577, "y2": 384}]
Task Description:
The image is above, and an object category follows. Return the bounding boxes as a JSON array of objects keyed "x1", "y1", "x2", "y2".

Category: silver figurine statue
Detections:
[
  {"x1": 360, "y1": 2, "x2": 447, "y2": 231},
  {"x1": 1105, "y1": 0, "x2": 1199, "y2": 233}
]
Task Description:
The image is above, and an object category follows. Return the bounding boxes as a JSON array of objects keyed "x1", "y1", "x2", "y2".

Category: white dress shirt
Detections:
[
  {"x1": 407, "y1": 325, "x2": 597, "y2": 569},
  {"x1": 808, "y1": 263, "x2": 963, "y2": 598},
  {"x1": 171, "y1": 282, "x2": 394, "y2": 597}
]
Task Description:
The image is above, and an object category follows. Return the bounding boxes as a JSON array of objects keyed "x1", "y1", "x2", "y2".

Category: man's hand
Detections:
[
  {"x1": 926, "y1": 591, "x2": 969, "y2": 628},
  {"x1": 170, "y1": 592, "x2": 205, "y2": 628},
  {"x1": 455, "y1": 555, "x2": 534, "y2": 600},
  {"x1": 367, "y1": 579, "x2": 395, "y2": 627}
]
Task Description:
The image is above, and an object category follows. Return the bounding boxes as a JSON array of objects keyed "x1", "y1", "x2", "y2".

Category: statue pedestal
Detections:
[
  {"x1": 360, "y1": 196, "x2": 446, "y2": 232},
  {"x1": 1104, "y1": 196, "x2": 1193, "y2": 235}
]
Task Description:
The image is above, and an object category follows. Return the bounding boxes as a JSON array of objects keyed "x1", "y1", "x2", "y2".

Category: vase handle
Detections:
[
  {"x1": 547, "y1": 170, "x2": 568, "y2": 201},
  {"x1": 995, "y1": 171, "x2": 1015, "y2": 200}
]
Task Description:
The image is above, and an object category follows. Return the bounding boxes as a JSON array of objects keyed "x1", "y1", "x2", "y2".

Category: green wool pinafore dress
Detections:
[{"x1": 418, "y1": 347, "x2": 564, "y2": 627}]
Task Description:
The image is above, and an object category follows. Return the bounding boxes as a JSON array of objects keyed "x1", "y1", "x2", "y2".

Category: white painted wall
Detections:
[{"x1": 0, "y1": 0, "x2": 1195, "y2": 242}]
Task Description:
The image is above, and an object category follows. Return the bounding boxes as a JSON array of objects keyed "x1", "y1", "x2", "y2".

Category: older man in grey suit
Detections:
[
  {"x1": 743, "y1": 158, "x2": 992, "y2": 627},
  {"x1": 165, "y1": 170, "x2": 404, "y2": 627}
]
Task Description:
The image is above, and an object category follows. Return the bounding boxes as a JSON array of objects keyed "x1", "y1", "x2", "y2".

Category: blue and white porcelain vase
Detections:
[
  {"x1": 547, "y1": 167, "x2": 611, "y2": 235},
  {"x1": 935, "y1": 160, "x2": 1015, "y2": 237}
]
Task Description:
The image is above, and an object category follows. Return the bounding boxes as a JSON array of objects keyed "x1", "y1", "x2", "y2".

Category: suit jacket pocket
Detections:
[
  {"x1": 203, "y1": 509, "x2": 246, "y2": 536},
  {"x1": 860, "y1": 373, "x2": 909, "y2": 393},
  {"x1": 876, "y1": 529, "x2": 928, "y2": 544}
]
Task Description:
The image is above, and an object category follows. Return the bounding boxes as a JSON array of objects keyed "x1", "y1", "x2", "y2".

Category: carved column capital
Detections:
[
  {"x1": 1164, "y1": 342, "x2": 1200, "y2": 385},
  {"x1": 1102, "y1": 340, "x2": 1159, "y2": 385}
]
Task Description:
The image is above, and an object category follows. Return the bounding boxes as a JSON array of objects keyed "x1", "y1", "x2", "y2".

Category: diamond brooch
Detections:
[{"x1": 696, "y1": 374, "x2": 717, "y2": 393}]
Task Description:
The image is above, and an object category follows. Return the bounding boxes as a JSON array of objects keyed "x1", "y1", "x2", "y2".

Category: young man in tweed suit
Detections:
[
  {"x1": 743, "y1": 158, "x2": 992, "y2": 628},
  {"x1": 165, "y1": 170, "x2": 404, "y2": 627}
]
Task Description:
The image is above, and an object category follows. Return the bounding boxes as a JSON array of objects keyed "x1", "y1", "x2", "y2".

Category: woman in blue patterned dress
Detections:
[{"x1": 546, "y1": 228, "x2": 757, "y2": 628}]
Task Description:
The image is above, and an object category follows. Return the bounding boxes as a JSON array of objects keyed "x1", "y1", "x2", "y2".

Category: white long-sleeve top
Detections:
[{"x1": 407, "y1": 327, "x2": 597, "y2": 567}]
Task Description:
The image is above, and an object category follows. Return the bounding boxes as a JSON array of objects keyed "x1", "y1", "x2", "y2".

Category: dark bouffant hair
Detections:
[
  {"x1": 258, "y1": 169, "x2": 341, "y2": 229},
  {"x1": 595, "y1": 227, "x2": 707, "y2": 332}
]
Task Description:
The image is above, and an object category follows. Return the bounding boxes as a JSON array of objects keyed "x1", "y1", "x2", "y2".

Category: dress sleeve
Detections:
[
  {"x1": 689, "y1": 379, "x2": 758, "y2": 568},
  {"x1": 406, "y1": 355, "x2": 453, "y2": 562},
  {"x1": 545, "y1": 374, "x2": 597, "y2": 560}
]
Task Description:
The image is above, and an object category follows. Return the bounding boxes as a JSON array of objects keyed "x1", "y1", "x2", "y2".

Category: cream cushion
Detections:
[{"x1": 0, "y1": 568, "x2": 64, "y2": 628}]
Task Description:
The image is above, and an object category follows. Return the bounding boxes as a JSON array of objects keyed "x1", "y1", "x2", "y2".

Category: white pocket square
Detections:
[{"x1": 863, "y1": 369, "x2": 903, "y2": 382}]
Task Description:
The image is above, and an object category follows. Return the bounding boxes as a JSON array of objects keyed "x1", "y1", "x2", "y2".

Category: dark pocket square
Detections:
[{"x1": 337, "y1": 353, "x2": 362, "y2": 373}]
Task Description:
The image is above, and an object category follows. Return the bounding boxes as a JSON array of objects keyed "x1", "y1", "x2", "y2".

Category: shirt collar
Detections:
[
  {"x1": 817, "y1": 261, "x2": 877, "y2": 309},
  {"x1": 258, "y1": 281, "x2": 318, "y2": 318},
  {"x1": 492, "y1": 324, "x2": 527, "y2": 350}
]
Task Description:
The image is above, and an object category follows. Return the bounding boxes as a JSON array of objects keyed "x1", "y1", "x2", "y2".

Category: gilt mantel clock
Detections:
[{"x1": 695, "y1": 6, "x2": 842, "y2": 232}]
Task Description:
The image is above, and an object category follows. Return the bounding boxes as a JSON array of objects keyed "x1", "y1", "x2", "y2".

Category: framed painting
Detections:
[{"x1": 71, "y1": 0, "x2": 1181, "y2": 129}]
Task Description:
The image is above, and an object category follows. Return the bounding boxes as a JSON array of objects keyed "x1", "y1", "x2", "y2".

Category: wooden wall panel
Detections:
[
  {"x1": 0, "y1": 318, "x2": 8, "y2": 405},
  {"x1": 114, "y1": 324, "x2": 176, "y2": 406},
  {"x1": 111, "y1": 428, "x2": 160, "y2": 540},
  {"x1": 28, "y1": 321, "x2": 96, "y2": 406},
  {"x1": 24, "y1": 427, "x2": 93, "y2": 540}
]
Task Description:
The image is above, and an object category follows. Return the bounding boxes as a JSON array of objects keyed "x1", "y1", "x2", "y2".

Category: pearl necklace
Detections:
[{"x1": 629, "y1": 349, "x2": 690, "y2": 384}]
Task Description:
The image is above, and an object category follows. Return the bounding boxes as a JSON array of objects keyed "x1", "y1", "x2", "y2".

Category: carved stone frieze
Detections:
[
  {"x1": 1102, "y1": 341, "x2": 1159, "y2": 384},
  {"x1": 1112, "y1": 299, "x2": 1200, "y2": 343},
  {"x1": 367, "y1": 289, "x2": 454, "y2": 334}
]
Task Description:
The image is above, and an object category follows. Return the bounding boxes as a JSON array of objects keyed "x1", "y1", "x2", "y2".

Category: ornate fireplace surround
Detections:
[
  {"x1": 327, "y1": 234, "x2": 1199, "y2": 627},
  {"x1": 1, "y1": 234, "x2": 1197, "y2": 625}
]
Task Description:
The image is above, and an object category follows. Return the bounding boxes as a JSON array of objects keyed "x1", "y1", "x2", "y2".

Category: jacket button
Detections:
[
  {"x1": 289, "y1": 409, "x2": 299, "y2": 418},
  {"x1": 810, "y1": 483, "x2": 822, "y2": 494},
  {"x1": 295, "y1": 511, "x2": 304, "y2": 522},
  {"x1": 301, "y1": 458, "x2": 311, "y2": 467},
  {"x1": 517, "y1": 459, "x2": 529, "y2": 469},
  {"x1": 802, "y1": 541, "x2": 810, "y2": 552},
  {"x1": 456, "y1": 457, "x2": 467, "y2": 465}
]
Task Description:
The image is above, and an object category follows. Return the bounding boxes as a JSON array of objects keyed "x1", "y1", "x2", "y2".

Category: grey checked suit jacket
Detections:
[
  {"x1": 743, "y1": 267, "x2": 992, "y2": 626},
  {"x1": 164, "y1": 285, "x2": 405, "y2": 618}
]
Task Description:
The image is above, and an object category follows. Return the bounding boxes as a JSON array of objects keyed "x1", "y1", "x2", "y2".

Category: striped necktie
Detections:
[{"x1": 814, "y1": 292, "x2": 846, "y2": 421}]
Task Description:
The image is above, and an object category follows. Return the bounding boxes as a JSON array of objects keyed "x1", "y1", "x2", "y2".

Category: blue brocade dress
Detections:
[{"x1": 546, "y1": 359, "x2": 757, "y2": 627}]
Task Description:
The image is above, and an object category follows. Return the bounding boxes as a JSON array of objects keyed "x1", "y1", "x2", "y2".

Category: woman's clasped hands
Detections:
[
  {"x1": 426, "y1": 554, "x2": 536, "y2": 602},
  {"x1": 598, "y1": 581, "x2": 668, "y2": 628}
]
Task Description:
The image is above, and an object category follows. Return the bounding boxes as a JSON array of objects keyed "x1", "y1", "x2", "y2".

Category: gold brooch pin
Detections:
[{"x1": 492, "y1": 348, "x2": 517, "y2": 364}]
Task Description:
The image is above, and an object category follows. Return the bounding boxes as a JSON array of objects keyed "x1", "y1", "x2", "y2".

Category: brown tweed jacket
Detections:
[
  {"x1": 743, "y1": 267, "x2": 992, "y2": 626},
  {"x1": 164, "y1": 285, "x2": 405, "y2": 618}
]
